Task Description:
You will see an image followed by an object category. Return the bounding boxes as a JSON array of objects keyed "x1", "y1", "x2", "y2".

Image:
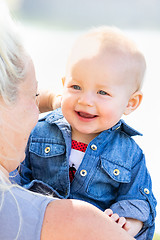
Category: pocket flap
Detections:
[
  {"x1": 101, "y1": 157, "x2": 131, "y2": 183},
  {"x1": 29, "y1": 140, "x2": 65, "y2": 158}
]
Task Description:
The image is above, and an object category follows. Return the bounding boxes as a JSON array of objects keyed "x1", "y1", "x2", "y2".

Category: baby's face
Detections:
[{"x1": 61, "y1": 44, "x2": 136, "y2": 142}]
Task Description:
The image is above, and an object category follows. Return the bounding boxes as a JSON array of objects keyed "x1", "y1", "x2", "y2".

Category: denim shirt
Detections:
[{"x1": 18, "y1": 108, "x2": 157, "y2": 240}]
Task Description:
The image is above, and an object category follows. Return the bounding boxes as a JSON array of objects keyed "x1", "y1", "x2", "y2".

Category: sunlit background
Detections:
[{"x1": 6, "y1": 0, "x2": 160, "y2": 234}]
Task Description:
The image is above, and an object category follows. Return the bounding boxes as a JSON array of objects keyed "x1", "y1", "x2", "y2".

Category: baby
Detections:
[{"x1": 18, "y1": 26, "x2": 157, "y2": 239}]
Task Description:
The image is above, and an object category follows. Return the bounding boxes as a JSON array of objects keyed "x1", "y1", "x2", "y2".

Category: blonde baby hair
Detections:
[{"x1": 67, "y1": 26, "x2": 146, "y2": 91}]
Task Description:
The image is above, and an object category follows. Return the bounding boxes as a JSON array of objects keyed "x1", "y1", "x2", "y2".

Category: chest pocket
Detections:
[
  {"x1": 86, "y1": 157, "x2": 131, "y2": 199},
  {"x1": 28, "y1": 139, "x2": 66, "y2": 183},
  {"x1": 29, "y1": 140, "x2": 65, "y2": 158},
  {"x1": 101, "y1": 157, "x2": 131, "y2": 183}
]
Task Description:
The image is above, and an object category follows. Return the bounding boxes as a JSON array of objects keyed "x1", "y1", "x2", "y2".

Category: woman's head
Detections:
[
  {"x1": 0, "y1": 1, "x2": 27, "y2": 104},
  {"x1": 0, "y1": 2, "x2": 39, "y2": 175}
]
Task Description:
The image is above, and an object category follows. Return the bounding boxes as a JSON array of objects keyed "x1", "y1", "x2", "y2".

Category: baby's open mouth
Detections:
[{"x1": 77, "y1": 111, "x2": 97, "y2": 118}]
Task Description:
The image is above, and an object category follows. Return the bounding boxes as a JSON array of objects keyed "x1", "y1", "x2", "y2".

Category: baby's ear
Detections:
[
  {"x1": 61, "y1": 77, "x2": 66, "y2": 86},
  {"x1": 124, "y1": 91, "x2": 143, "y2": 115}
]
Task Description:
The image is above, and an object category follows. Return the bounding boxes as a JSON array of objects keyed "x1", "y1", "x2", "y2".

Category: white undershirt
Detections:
[{"x1": 69, "y1": 149, "x2": 85, "y2": 170}]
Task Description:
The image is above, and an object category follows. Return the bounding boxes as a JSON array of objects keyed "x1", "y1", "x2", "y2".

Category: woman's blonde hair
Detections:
[
  {"x1": 0, "y1": 0, "x2": 27, "y2": 104},
  {"x1": 0, "y1": 2, "x2": 26, "y2": 238}
]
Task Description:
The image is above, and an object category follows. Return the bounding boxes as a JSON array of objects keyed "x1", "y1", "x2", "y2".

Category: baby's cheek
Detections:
[
  {"x1": 103, "y1": 107, "x2": 117, "y2": 119},
  {"x1": 102, "y1": 107, "x2": 121, "y2": 127},
  {"x1": 61, "y1": 99, "x2": 69, "y2": 116}
]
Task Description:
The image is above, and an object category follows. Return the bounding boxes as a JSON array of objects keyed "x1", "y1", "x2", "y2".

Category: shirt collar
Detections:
[
  {"x1": 40, "y1": 109, "x2": 142, "y2": 137},
  {"x1": 111, "y1": 119, "x2": 142, "y2": 136}
]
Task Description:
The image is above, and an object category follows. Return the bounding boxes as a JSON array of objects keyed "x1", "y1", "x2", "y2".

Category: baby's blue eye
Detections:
[
  {"x1": 72, "y1": 85, "x2": 81, "y2": 90},
  {"x1": 97, "y1": 90, "x2": 107, "y2": 95}
]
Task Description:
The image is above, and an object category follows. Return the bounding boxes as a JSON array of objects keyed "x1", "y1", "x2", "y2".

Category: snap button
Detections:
[
  {"x1": 113, "y1": 169, "x2": 120, "y2": 176},
  {"x1": 91, "y1": 144, "x2": 97, "y2": 151},
  {"x1": 80, "y1": 169, "x2": 87, "y2": 177},
  {"x1": 144, "y1": 188, "x2": 150, "y2": 194},
  {"x1": 45, "y1": 146, "x2": 51, "y2": 153}
]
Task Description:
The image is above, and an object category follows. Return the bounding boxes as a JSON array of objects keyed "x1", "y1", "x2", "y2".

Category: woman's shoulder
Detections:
[
  {"x1": 10, "y1": 184, "x2": 54, "y2": 205},
  {"x1": 0, "y1": 184, "x2": 54, "y2": 240}
]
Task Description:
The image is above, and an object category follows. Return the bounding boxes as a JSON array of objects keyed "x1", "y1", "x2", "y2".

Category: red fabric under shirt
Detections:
[
  {"x1": 69, "y1": 140, "x2": 88, "y2": 182},
  {"x1": 71, "y1": 140, "x2": 88, "y2": 152}
]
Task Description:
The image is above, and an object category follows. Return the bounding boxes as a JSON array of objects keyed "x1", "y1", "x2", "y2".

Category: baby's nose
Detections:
[{"x1": 78, "y1": 92, "x2": 94, "y2": 107}]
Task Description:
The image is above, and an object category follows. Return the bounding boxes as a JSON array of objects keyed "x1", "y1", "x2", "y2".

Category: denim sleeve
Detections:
[
  {"x1": 110, "y1": 153, "x2": 157, "y2": 240},
  {"x1": 110, "y1": 199, "x2": 152, "y2": 240}
]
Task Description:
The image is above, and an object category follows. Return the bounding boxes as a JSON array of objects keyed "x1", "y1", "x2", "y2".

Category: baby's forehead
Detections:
[{"x1": 69, "y1": 41, "x2": 135, "y2": 73}]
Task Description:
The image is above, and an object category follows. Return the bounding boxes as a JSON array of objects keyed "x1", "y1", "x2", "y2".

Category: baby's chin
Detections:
[{"x1": 75, "y1": 128, "x2": 99, "y2": 138}]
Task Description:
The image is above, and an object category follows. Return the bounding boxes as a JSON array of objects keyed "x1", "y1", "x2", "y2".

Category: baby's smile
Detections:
[{"x1": 76, "y1": 111, "x2": 97, "y2": 119}]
